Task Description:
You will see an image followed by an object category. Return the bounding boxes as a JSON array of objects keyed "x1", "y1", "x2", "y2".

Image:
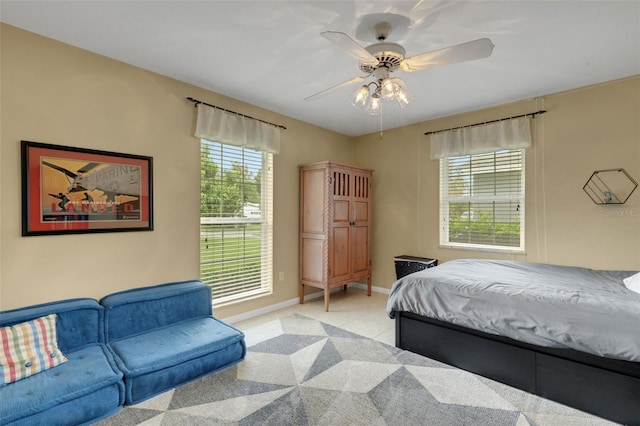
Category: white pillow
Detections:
[{"x1": 623, "y1": 272, "x2": 640, "y2": 294}]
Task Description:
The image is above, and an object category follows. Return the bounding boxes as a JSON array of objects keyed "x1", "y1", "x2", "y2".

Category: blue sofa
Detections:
[
  {"x1": 101, "y1": 280, "x2": 246, "y2": 404},
  {"x1": 0, "y1": 299, "x2": 125, "y2": 426}
]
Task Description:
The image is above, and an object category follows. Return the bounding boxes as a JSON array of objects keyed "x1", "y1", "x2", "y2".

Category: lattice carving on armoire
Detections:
[
  {"x1": 354, "y1": 175, "x2": 369, "y2": 198},
  {"x1": 332, "y1": 170, "x2": 350, "y2": 196}
]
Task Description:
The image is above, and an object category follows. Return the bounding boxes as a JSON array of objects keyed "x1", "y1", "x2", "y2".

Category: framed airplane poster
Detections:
[{"x1": 21, "y1": 140, "x2": 153, "y2": 236}]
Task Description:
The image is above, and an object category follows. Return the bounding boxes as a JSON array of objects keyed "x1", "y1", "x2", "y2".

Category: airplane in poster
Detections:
[{"x1": 42, "y1": 160, "x2": 140, "y2": 202}]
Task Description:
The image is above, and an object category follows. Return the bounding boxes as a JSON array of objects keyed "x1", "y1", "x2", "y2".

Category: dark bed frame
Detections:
[{"x1": 395, "y1": 311, "x2": 640, "y2": 425}]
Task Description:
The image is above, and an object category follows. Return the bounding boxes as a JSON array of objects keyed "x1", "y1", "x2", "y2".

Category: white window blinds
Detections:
[
  {"x1": 200, "y1": 140, "x2": 273, "y2": 303},
  {"x1": 440, "y1": 149, "x2": 524, "y2": 251}
]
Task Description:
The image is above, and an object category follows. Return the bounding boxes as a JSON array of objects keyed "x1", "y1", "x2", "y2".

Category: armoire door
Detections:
[
  {"x1": 329, "y1": 166, "x2": 351, "y2": 283},
  {"x1": 350, "y1": 170, "x2": 371, "y2": 279}
]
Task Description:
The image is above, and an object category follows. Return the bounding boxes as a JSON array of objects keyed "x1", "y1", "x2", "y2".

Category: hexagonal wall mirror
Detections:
[{"x1": 583, "y1": 168, "x2": 638, "y2": 204}]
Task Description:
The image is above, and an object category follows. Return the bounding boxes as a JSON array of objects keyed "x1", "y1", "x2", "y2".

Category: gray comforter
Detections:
[{"x1": 386, "y1": 259, "x2": 640, "y2": 362}]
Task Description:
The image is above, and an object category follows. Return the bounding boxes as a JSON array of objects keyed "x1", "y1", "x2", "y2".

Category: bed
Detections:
[{"x1": 386, "y1": 259, "x2": 640, "y2": 425}]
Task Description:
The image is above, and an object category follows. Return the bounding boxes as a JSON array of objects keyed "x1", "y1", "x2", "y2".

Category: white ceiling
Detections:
[{"x1": 2, "y1": 1, "x2": 639, "y2": 137}]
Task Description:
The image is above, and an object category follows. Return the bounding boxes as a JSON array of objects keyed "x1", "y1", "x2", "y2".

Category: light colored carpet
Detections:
[{"x1": 97, "y1": 314, "x2": 615, "y2": 425}]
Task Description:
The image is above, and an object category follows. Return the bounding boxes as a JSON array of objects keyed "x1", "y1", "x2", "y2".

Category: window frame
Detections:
[
  {"x1": 200, "y1": 140, "x2": 273, "y2": 306},
  {"x1": 439, "y1": 149, "x2": 525, "y2": 252}
]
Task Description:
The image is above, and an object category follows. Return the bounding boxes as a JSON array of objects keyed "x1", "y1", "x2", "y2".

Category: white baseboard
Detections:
[
  {"x1": 221, "y1": 282, "x2": 389, "y2": 324},
  {"x1": 351, "y1": 282, "x2": 390, "y2": 295}
]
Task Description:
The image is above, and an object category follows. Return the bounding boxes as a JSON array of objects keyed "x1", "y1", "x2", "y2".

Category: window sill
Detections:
[{"x1": 212, "y1": 288, "x2": 273, "y2": 309}]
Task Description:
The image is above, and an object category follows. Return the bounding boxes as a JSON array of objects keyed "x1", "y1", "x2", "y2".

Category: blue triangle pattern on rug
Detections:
[{"x1": 96, "y1": 315, "x2": 614, "y2": 426}]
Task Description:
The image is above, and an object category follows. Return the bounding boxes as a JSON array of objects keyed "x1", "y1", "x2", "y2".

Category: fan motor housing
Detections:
[{"x1": 360, "y1": 42, "x2": 406, "y2": 73}]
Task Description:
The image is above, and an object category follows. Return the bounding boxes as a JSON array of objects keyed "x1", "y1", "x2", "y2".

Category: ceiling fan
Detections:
[{"x1": 305, "y1": 13, "x2": 495, "y2": 114}]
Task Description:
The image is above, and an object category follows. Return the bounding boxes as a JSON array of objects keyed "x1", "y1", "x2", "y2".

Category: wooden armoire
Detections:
[{"x1": 299, "y1": 161, "x2": 373, "y2": 311}]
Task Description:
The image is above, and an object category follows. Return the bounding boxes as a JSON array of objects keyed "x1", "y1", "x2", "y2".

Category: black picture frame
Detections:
[{"x1": 21, "y1": 140, "x2": 154, "y2": 236}]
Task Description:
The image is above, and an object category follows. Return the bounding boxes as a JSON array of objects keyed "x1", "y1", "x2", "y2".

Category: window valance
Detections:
[
  {"x1": 194, "y1": 103, "x2": 280, "y2": 154},
  {"x1": 430, "y1": 116, "x2": 532, "y2": 159}
]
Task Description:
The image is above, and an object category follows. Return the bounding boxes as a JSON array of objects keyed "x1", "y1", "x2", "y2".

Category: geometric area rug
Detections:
[{"x1": 97, "y1": 314, "x2": 614, "y2": 426}]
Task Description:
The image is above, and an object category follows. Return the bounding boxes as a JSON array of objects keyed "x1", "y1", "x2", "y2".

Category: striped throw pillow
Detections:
[{"x1": 0, "y1": 313, "x2": 68, "y2": 385}]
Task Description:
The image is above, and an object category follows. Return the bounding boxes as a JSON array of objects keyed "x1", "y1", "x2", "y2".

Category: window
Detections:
[
  {"x1": 200, "y1": 140, "x2": 273, "y2": 304},
  {"x1": 440, "y1": 149, "x2": 524, "y2": 251}
]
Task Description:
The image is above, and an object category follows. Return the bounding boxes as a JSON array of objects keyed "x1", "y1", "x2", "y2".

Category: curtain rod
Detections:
[
  {"x1": 186, "y1": 97, "x2": 287, "y2": 130},
  {"x1": 423, "y1": 110, "x2": 546, "y2": 136}
]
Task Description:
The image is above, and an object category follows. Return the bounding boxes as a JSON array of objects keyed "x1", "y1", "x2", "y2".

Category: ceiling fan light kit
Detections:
[
  {"x1": 307, "y1": 13, "x2": 494, "y2": 115},
  {"x1": 389, "y1": 78, "x2": 414, "y2": 108},
  {"x1": 349, "y1": 85, "x2": 370, "y2": 108},
  {"x1": 349, "y1": 75, "x2": 414, "y2": 115},
  {"x1": 365, "y1": 94, "x2": 381, "y2": 115}
]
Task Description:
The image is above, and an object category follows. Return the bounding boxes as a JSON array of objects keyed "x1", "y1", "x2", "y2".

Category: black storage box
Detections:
[{"x1": 394, "y1": 255, "x2": 438, "y2": 279}]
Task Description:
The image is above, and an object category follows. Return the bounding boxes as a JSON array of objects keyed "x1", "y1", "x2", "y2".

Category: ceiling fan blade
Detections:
[
  {"x1": 304, "y1": 75, "x2": 368, "y2": 102},
  {"x1": 400, "y1": 38, "x2": 494, "y2": 72},
  {"x1": 321, "y1": 31, "x2": 379, "y2": 66}
]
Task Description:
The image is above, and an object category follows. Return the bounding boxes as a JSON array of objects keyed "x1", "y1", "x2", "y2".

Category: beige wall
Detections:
[
  {"x1": 355, "y1": 76, "x2": 640, "y2": 289},
  {"x1": 2, "y1": 24, "x2": 638, "y2": 313},
  {"x1": 0, "y1": 24, "x2": 353, "y2": 312}
]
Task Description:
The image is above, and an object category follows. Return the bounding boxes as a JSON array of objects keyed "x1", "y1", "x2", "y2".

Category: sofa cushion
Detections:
[
  {"x1": 108, "y1": 317, "x2": 244, "y2": 376},
  {"x1": 0, "y1": 313, "x2": 68, "y2": 385},
  {"x1": 101, "y1": 281, "x2": 212, "y2": 342},
  {"x1": 0, "y1": 344, "x2": 124, "y2": 425}
]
